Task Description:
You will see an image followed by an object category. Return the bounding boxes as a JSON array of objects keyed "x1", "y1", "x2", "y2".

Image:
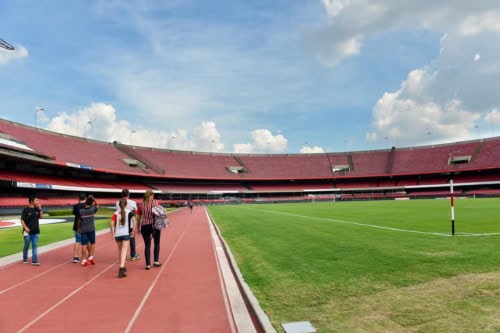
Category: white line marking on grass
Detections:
[
  {"x1": 240, "y1": 206, "x2": 452, "y2": 237},
  {"x1": 17, "y1": 263, "x2": 116, "y2": 333},
  {"x1": 238, "y1": 207, "x2": 499, "y2": 237},
  {"x1": 455, "y1": 232, "x2": 500, "y2": 236},
  {"x1": 125, "y1": 217, "x2": 192, "y2": 333}
]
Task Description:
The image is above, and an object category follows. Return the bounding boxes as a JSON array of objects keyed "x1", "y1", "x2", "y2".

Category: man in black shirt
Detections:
[
  {"x1": 21, "y1": 196, "x2": 43, "y2": 265},
  {"x1": 71, "y1": 193, "x2": 86, "y2": 263}
]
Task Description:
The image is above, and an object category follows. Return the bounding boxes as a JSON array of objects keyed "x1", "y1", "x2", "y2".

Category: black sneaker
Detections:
[
  {"x1": 72, "y1": 257, "x2": 80, "y2": 263},
  {"x1": 32, "y1": 262, "x2": 41, "y2": 266},
  {"x1": 145, "y1": 265, "x2": 151, "y2": 270},
  {"x1": 118, "y1": 267, "x2": 127, "y2": 278},
  {"x1": 153, "y1": 262, "x2": 161, "y2": 267}
]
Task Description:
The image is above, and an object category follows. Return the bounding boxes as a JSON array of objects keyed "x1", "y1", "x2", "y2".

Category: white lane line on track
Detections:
[
  {"x1": 125, "y1": 214, "x2": 192, "y2": 333},
  {"x1": 0, "y1": 261, "x2": 68, "y2": 295},
  {"x1": 0, "y1": 241, "x2": 113, "y2": 294},
  {"x1": 17, "y1": 262, "x2": 116, "y2": 333},
  {"x1": 0, "y1": 239, "x2": 114, "y2": 295}
]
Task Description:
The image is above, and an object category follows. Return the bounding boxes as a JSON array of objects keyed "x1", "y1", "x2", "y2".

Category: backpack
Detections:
[{"x1": 151, "y1": 204, "x2": 168, "y2": 231}]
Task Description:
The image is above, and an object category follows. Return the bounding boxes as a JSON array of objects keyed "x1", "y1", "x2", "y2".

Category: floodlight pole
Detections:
[
  {"x1": 450, "y1": 179, "x2": 455, "y2": 236},
  {"x1": 84, "y1": 121, "x2": 91, "y2": 138},
  {"x1": 35, "y1": 107, "x2": 44, "y2": 127},
  {"x1": 130, "y1": 130, "x2": 136, "y2": 145}
]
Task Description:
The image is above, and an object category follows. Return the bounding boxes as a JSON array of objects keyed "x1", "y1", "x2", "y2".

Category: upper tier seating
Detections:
[
  {"x1": 348, "y1": 150, "x2": 391, "y2": 176},
  {"x1": 250, "y1": 182, "x2": 334, "y2": 191},
  {"x1": 390, "y1": 141, "x2": 480, "y2": 175},
  {"x1": 469, "y1": 139, "x2": 500, "y2": 170},
  {"x1": 132, "y1": 148, "x2": 243, "y2": 179},
  {"x1": 150, "y1": 182, "x2": 247, "y2": 192},
  {"x1": 236, "y1": 154, "x2": 333, "y2": 179},
  {"x1": 0, "y1": 120, "x2": 142, "y2": 174}
]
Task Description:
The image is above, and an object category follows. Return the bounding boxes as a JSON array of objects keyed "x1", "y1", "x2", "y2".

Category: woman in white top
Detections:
[{"x1": 110, "y1": 198, "x2": 137, "y2": 278}]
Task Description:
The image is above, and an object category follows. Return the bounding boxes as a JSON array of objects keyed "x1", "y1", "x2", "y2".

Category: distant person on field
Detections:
[
  {"x1": 71, "y1": 193, "x2": 86, "y2": 263},
  {"x1": 21, "y1": 196, "x2": 43, "y2": 266},
  {"x1": 137, "y1": 190, "x2": 161, "y2": 270},
  {"x1": 111, "y1": 198, "x2": 137, "y2": 278},
  {"x1": 188, "y1": 199, "x2": 193, "y2": 213},
  {"x1": 78, "y1": 195, "x2": 98, "y2": 266},
  {"x1": 115, "y1": 189, "x2": 139, "y2": 261}
]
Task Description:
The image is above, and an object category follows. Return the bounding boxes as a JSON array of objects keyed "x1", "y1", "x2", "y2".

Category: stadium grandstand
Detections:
[{"x1": 0, "y1": 118, "x2": 499, "y2": 212}]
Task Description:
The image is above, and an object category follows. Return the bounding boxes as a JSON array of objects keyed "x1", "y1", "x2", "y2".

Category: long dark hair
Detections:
[{"x1": 119, "y1": 198, "x2": 127, "y2": 226}]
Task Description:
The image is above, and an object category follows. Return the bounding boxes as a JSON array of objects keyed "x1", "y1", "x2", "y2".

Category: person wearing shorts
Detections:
[
  {"x1": 78, "y1": 195, "x2": 98, "y2": 266},
  {"x1": 115, "y1": 189, "x2": 139, "y2": 261},
  {"x1": 111, "y1": 198, "x2": 137, "y2": 278},
  {"x1": 71, "y1": 193, "x2": 86, "y2": 263}
]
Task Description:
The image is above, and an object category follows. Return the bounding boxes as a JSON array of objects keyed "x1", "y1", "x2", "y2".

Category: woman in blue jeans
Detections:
[
  {"x1": 137, "y1": 190, "x2": 161, "y2": 270},
  {"x1": 21, "y1": 197, "x2": 43, "y2": 266}
]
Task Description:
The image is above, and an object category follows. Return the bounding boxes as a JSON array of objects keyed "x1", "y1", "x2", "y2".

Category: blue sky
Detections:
[{"x1": 1, "y1": 1, "x2": 499, "y2": 154}]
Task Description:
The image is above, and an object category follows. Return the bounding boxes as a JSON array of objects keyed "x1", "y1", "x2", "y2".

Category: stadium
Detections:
[
  {"x1": 1, "y1": 4, "x2": 500, "y2": 329},
  {"x1": 1, "y1": 118, "x2": 499, "y2": 209},
  {"x1": 1, "y1": 118, "x2": 499, "y2": 332}
]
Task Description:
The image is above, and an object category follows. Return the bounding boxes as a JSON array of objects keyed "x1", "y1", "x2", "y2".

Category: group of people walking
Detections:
[
  {"x1": 21, "y1": 189, "x2": 166, "y2": 279},
  {"x1": 109, "y1": 189, "x2": 164, "y2": 278}
]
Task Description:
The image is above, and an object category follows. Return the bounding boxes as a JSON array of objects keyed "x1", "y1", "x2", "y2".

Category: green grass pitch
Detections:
[{"x1": 208, "y1": 198, "x2": 500, "y2": 332}]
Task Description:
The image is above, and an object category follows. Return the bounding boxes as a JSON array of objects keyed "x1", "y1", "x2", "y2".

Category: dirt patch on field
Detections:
[{"x1": 317, "y1": 271, "x2": 500, "y2": 332}]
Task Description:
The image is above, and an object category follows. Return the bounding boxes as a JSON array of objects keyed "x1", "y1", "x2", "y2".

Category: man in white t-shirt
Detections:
[{"x1": 116, "y1": 189, "x2": 139, "y2": 260}]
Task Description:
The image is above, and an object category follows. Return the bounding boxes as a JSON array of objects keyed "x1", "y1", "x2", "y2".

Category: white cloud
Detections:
[
  {"x1": 315, "y1": 36, "x2": 362, "y2": 67},
  {"x1": 401, "y1": 69, "x2": 427, "y2": 95},
  {"x1": 483, "y1": 108, "x2": 500, "y2": 135},
  {"x1": 458, "y1": 11, "x2": 500, "y2": 36},
  {"x1": 193, "y1": 121, "x2": 224, "y2": 152},
  {"x1": 44, "y1": 103, "x2": 224, "y2": 151},
  {"x1": 105, "y1": 1, "x2": 500, "y2": 150},
  {"x1": 44, "y1": 103, "x2": 299, "y2": 153},
  {"x1": 0, "y1": 45, "x2": 28, "y2": 65},
  {"x1": 233, "y1": 143, "x2": 253, "y2": 154},
  {"x1": 369, "y1": 67, "x2": 482, "y2": 145},
  {"x1": 309, "y1": 2, "x2": 500, "y2": 145},
  {"x1": 300, "y1": 146, "x2": 325, "y2": 153},
  {"x1": 311, "y1": 1, "x2": 500, "y2": 68},
  {"x1": 233, "y1": 129, "x2": 288, "y2": 154},
  {"x1": 322, "y1": 0, "x2": 352, "y2": 17}
]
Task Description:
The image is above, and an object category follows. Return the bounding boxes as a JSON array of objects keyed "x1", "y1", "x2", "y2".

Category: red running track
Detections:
[{"x1": 0, "y1": 206, "x2": 259, "y2": 333}]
